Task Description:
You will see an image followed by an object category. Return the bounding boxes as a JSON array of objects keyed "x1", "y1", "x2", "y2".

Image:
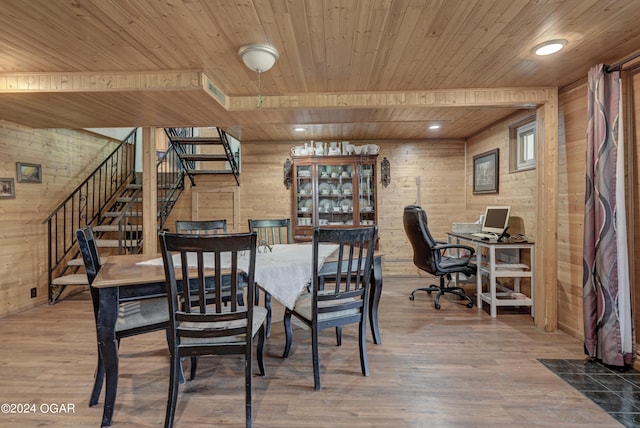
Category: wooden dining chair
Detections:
[
  {"x1": 175, "y1": 218, "x2": 242, "y2": 380},
  {"x1": 282, "y1": 226, "x2": 378, "y2": 391},
  {"x1": 76, "y1": 226, "x2": 170, "y2": 415},
  {"x1": 248, "y1": 218, "x2": 291, "y2": 337},
  {"x1": 159, "y1": 231, "x2": 266, "y2": 428}
]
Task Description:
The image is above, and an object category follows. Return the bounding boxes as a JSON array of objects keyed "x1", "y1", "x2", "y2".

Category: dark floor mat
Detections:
[{"x1": 538, "y1": 358, "x2": 640, "y2": 427}]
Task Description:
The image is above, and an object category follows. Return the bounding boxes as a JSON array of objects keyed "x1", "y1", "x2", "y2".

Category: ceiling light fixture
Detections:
[
  {"x1": 238, "y1": 43, "x2": 279, "y2": 108},
  {"x1": 532, "y1": 39, "x2": 567, "y2": 56},
  {"x1": 294, "y1": 127, "x2": 305, "y2": 132},
  {"x1": 428, "y1": 124, "x2": 441, "y2": 130}
]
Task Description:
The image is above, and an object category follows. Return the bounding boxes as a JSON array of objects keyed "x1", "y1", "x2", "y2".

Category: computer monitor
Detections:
[{"x1": 481, "y1": 206, "x2": 511, "y2": 234}]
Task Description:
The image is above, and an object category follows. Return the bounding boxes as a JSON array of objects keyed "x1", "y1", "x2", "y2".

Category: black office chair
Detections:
[{"x1": 403, "y1": 205, "x2": 475, "y2": 310}]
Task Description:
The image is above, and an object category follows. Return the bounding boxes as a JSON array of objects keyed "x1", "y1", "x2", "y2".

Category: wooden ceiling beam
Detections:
[
  {"x1": 228, "y1": 87, "x2": 553, "y2": 111},
  {"x1": 0, "y1": 70, "x2": 206, "y2": 93}
]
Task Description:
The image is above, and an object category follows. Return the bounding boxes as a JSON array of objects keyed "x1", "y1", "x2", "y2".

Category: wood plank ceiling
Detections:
[{"x1": 0, "y1": 0, "x2": 639, "y2": 142}]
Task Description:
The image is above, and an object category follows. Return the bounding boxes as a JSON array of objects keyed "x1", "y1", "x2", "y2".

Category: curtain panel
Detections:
[{"x1": 583, "y1": 64, "x2": 635, "y2": 367}]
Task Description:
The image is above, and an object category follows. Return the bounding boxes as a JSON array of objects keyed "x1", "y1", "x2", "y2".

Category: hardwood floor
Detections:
[{"x1": 0, "y1": 277, "x2": 623, "y2": 427}]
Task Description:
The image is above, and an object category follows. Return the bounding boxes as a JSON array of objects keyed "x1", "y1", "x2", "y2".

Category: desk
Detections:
[
  {"x1": 91, "y1": 244, "x2": 383, "y2": 426},
  {"x1": 447, "y1": 232, "x2": 534, "y2": 318}
]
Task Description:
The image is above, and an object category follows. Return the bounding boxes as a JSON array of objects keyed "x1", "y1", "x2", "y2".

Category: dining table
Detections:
[{"x1": 90, "y1": 243, "x2": 383, "y2": 426}]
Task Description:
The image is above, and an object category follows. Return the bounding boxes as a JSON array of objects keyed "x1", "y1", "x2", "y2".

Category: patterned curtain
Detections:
[{"x1": 583, "y1": 64, "x2": 635, "y2": 366}]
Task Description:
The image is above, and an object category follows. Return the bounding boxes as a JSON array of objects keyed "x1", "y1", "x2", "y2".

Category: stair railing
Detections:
[
  {"x1": 43, "y1": 129, "x2": 137, "y2": 303},
  {"x1": 164, "y1": 127, "x2": 197, "y2": 186},
  {"x1": 217, "y1": 128, "x2": 240, "y2": 185},
  {"x1": 164, "y1": 127, "x2": 240, "y2": 185},
  {"x1": 156, "y1": 143, "x2": 185, "y2": 231}
]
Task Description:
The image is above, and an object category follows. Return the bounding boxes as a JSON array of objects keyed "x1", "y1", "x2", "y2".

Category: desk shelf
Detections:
[{"x1": 448, "y1": 232, "x2": 534, "y2": 318}]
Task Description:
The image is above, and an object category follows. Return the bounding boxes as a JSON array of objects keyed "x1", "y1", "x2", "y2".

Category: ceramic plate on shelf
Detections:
[
  {"x1": 341, "y1": 183, "x2": 353, "y2": 194},
  {"x1": 302, "y1": 183, "x2": 312, "y2": 193},
  {"x1": 318, "y1": 183, "x2": 331, "y2": 195},
  {"x1": 339, "y1": 198, "x2": 353, "y2": 209},
  {"x1": 305, "y1": 199, "x2": 314, "y2": 208},
  {"x1": 329, "y1": 183, "x2": 339, "y2": 194},
  {"x1": 319, "y1": 199, "x2": 334, "y2": 212}
]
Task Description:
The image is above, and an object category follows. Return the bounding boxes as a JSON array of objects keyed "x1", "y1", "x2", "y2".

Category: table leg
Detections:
[
  {"x1": 489, "y1": 246, "x2": 497, "y2": 318},
  {"x1": 96, "y1": 287, "x2": 119, "y2": 427},
  {"x1": 369, "y1": 256, "x2": 383, "y2": 345}
]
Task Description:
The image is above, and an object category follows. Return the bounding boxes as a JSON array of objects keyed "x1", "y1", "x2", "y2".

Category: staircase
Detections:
[
  {"x1": 165, "y1": 127, "x2": 240, "y2": 186},
  {"x1": 45, "y1": 127, "x2": 239, "y2": 303},
  {"x1": 45, "y1": 130, "x2": 186, "y2": 303}
]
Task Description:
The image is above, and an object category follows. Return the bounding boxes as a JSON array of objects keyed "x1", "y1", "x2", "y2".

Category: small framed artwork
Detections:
[
  {"x1": 473, "y1": 149, "x2": 499, "y2": 194},
  {"x1": 16, "y1": 162, "x2": 42, "y2": 183},
  {"x1": 0, "y1": 178, "x2": 15, "y2": 199}
]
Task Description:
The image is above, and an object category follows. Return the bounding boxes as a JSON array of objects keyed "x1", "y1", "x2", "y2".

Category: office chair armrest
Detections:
[{"x1": 432, "y1": 243, "x2": 476, "y2": 259}]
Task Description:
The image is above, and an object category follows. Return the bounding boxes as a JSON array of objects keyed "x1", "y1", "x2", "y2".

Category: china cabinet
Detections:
[{"x1": 291, "y1": 154, "x2": 378, "y2": 242}]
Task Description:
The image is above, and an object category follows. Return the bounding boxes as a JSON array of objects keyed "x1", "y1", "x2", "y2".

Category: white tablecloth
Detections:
[{"x1": 138, "y1": 243, "x2": 338, "y2": 309}]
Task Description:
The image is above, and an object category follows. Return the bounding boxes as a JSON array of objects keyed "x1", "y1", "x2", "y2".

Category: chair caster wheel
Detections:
[
  {"x1": 409, "y1": 295, "x2": 415, "y2": 301},
  {"x1": 426, "y1": 290, "x2": 432, "y2": 295},
  {"x1": 434, "y1": 303, "x2": 441, "y2": 310},
  {"x1": 466, "y1": 302, "x2": 473, "y2": 308}
]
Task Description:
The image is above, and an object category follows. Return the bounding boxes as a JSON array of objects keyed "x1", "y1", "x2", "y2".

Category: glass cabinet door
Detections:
[
  {"x1": 358, "y1": 163, "x2": 376, "y2": 225},
  {"x1": 295, "y1": 165, "x2": 313, "y2": 228},
  {"x1": 317, "y1": 163, "x2": 354, "y2": 227}
]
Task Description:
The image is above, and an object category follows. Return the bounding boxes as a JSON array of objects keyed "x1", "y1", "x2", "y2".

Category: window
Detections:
[
  {"x1": 509, "y1": 117, "x2": 536, "y2": 172},
  {"x1": 516, "y1": 122, "x2": 536, "y2": 169}
]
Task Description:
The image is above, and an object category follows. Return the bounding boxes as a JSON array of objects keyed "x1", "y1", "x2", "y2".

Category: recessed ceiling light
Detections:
[
  {"x1": 294, "y1": 127, "x2": 305, "y2": 132},
  {"x1": 428, "y1": 125, "x2": 441, "y2": 130},
  {"x1": 532, "y1": 39, "x2": 567, "y2": 56}
]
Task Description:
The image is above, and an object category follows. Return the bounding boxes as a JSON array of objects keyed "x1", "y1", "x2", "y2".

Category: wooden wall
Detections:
[
  {"x1": 466, "y1": 111, "x2": 538, "y2": 238},
  {"x1": 0, "y1": 121, "x2": 120, "y2": 317},
  {"x1": 166, "y1": 140, "x2": 468, "y2": 278},
  {"x1": 556, "y1": 82, "x2": 589, "y2": 338}
]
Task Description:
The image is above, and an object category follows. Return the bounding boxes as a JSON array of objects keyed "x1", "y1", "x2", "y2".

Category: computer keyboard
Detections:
[{"x1": 471, "y1": 232, "x2": 497, "y2": 239}]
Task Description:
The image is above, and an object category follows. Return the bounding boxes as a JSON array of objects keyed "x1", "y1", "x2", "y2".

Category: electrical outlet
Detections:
[{"x1": 30, "y1": 287, "x2": 37, "y2": 298}]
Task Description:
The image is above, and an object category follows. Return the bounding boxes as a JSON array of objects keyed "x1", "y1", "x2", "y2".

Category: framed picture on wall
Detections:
[
  {"x1": 16, "y1": 162, "x2": 42, "y2": 183},
  {"x1": 473, "y1": 149, "x2": 499, "y2": 194},
  {"x1": 0, "y1": 178, "x2": 15, "y2": 199}
]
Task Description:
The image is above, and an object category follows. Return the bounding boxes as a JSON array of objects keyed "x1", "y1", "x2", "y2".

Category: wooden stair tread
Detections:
[
  {"x1": 179, "y1": 154, "x2": 228, "y2": 161},
  {"x1": 170, "y1": 137, "x2": 221, "y2": 144},
  {"x1": 68, "y1": 257, "x2": 108, "y2": 266},
  {"x1": 103, "y1": 211, "x2": 143, "y2": 217},
  {"x1": 52, "y1": 274, "x2": 88, "y2": 285},
  {"x1": 186, "y1": 169, "x2": 234, "y2": 174},
  {"x1": 93, "y1": 224, "x2": 143, "y2": 232},
  {"x1": 95, "y1": 239, "x2": 139, "y2": 247}
]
